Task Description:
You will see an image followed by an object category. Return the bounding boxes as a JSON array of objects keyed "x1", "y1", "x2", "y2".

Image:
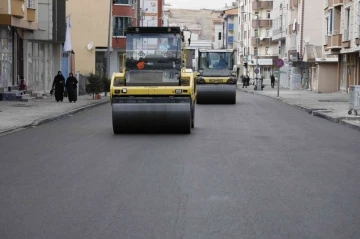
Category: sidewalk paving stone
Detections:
[
  {"x1": 237, "y1": 83, "x2": 360, "y2": 131},
  {"x1": 0, "y1": 94, "x2": 110, "y2": 136}
]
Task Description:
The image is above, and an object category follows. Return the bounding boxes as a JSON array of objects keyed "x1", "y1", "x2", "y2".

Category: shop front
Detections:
[{"x1": 0, "y1": 27, "x2": 13, "y2": 91}]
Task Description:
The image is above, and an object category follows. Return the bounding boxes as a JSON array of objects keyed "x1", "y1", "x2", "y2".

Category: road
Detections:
[{"x1": 1, "y1": 91, "x2": 360, "y2": 239}]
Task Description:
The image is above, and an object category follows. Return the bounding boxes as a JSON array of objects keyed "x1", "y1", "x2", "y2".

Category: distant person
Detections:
[
  {"x1": 51, "y1": 71, "x2": 65, "y2": 102},
  {"x1": 66, "y1": 73, "x2": 78, "y2": 103},
  {"x1": 18, "y1": 77, "x2": 27, "y2": 95},
  {"x1": 271, "y1": 74, "x2": 275, "y2": 88}
]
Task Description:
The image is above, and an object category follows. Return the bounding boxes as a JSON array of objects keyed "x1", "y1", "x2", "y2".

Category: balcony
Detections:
[
  {"x1": 252, "y1": 19, "x2": 272, "y2": 28},
  {"x1": 228, "y1": 36, "x2": 234, "y2": 44},
  {"x1": 252, "y1": 0, "x2": 273, "y2": 10},
  {"x1": 228, "y1": 23, "x2": 234, "y2": 31},
  {"x1": 251, "y1": 37, "x2": 274, "y2": 46},
  {"x1": 327, "y1": 34, "x2": 342, "y2": 49},
  {"x1": 11, "y1": 0, "x2": 25, "y2": 18},
  {"x1": 27, "y1": 8, "x2": 36, "y2": 22}
]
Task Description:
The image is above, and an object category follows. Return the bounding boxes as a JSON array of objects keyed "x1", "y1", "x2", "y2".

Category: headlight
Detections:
[{"x1": 122, "y1": 88, "x2": 127, "y2": 93}]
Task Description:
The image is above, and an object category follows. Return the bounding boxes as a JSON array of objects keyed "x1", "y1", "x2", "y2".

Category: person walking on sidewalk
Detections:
[
  {"x1": 51, "y1": 71, "x2": 65, "y2": 102},
  {"x1": 66, "y1": 73, "x2": 78, "y2": 103},
  {"x1": 271, "y1": 74, "x2": 275, "y2": 88}
]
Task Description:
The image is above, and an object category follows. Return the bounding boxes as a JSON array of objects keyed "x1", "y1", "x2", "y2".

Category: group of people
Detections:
[{"x1": 51, "y1": 71, "x2": 78, "y2": 103}]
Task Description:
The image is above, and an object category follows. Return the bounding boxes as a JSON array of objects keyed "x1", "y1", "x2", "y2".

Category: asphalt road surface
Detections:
[{"x1": 1, "y1": 91, "x2": 360, "y2": 239}]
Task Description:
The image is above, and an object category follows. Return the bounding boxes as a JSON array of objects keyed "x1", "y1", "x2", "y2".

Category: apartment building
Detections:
[
  {"x1": 24, "y1": 0, "x2": 66, "y2": 93},
  {"x1": 0, "y1": 0, "x2": 38, "y2": 91},
  {"x1": 224, "y1": 8, "x2": 239, "y2": 50},
  {"x1": 271, "y1": 0, "x2": 325, "y2": 90},
  {"x1": 324, "y1": 0, "x2": 360, "y2": 92},
  {"x1": 67, "y1": 0, "x2": 165, "y2": 76},
  {"x1": 239, "y1": 0, "x2": 278, "y2": 79}
]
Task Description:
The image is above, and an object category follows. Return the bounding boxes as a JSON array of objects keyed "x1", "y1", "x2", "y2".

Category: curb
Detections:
[
  {"x1": 238, "y1": 89, "x2": 360, "y2": 131},
  {"x1": 340, "y1": 120, "x2": 360, "y2": 131},
  {"x1": 0, "y1": 99, "x2": 109, "y2": 137}
]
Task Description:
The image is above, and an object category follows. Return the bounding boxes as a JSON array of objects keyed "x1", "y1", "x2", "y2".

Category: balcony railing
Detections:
[
  {"x1": 327, "y1": 34, "x2": 342, "y2": 49},
  {"x1": 252, "y1": 19, "x2": 272, "y2": 28},
  {"x1": 252, "y1": 1, "x2": 273, "y2": 10},
  {"x1": 251, "y1": 37, "x2": 273, "y2": 45},
  {"x1": 113, "y1": 28, "x2": 126, "y2": 37}
]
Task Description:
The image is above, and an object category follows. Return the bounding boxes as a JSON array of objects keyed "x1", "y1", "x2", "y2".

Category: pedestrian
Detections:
[
  {"x1": 66, "y1": 73, "x2": 78, "y2": 103},
  {"x1": 271, "y1": 74, "x2": 275, "y2": 88},
  {"x1": 18, "y1": 77, "x2": 27, "y2": 95},
  {"x1": 246, "y1": 74, "x2": 250, "y2": 87},
  {"x1": 51, "y1": 71, "x2": 65, "y2": 102}
]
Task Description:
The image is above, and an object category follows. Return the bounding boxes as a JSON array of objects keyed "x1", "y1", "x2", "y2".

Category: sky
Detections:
[{"x1": 165, "y1": 0, "x2": 234, "y2": 10}]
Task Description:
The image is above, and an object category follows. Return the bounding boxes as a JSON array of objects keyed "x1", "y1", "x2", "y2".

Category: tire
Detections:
[{"x1": 191, "y1": 105, "x2": 195, "y2": 128}]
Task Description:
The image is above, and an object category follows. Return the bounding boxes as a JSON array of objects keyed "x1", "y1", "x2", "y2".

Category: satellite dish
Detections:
[
  {"x1": 87, "y1": 42, "x2": 94, "y2": 50},
  {"x1": 304, "y1": 36, "x2": 310, "y2": 44},
  {"x1": 240, "y1": 2, "x2": 244, "y2": 6}
]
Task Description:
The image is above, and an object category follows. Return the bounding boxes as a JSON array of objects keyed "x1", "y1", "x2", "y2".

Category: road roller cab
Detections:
[
  {"x1": 195, "y1": 49, "x2": 237, "y2": 104},
  {"x1": 110, "y1": 26, "x2": 196, "y2": 134}
]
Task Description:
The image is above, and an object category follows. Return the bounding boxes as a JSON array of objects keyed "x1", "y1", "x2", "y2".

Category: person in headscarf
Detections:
[
  {"x1": 66, "y1": 73, "x2": 78, "y2": 103},
  {"x1": 51, "y1": 71, "x2": 65, "y2": 102}
]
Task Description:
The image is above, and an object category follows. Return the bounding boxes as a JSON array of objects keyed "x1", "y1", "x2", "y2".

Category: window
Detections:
[
  {"x1": 344, "y1": 8, "x2": 350, "y2": 41},
  {"x1": 266, "y1": 28, "x2": 270, "y2": 37},
  {"x1": 113, "y1": 17, "x2": 132, "y2": 37},
  {"x1": 267, "y1": 11, "x2": 271, "y2": 19},
  {"x1": 254, "y1": 47, "x2": 258, "y2": 56},
  {"x1": 254, "y1": 29, "x2": 258, "y2": 37},
  {"x1": 28, "y1": 0, "x2": 35, "y2": 8},
  {"x1": 265, "y1": 47, "x2": 269, "y2": 55},
  {"x1": 113, "y1": 0, "x2": 132, "y2": 4}
]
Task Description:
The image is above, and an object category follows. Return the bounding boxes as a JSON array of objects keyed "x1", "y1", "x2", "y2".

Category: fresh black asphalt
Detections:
[{"x1": 0, "y1": 91, "x2": 359, "y2": 239}]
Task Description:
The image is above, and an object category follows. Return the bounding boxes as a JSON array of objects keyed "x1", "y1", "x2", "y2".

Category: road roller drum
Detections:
[
  {"x1": 196, "y1": 84, "x2": 236, "y2": 104},
  {"x1": 112, "y1": 97, "x2": 192, "y2": 134}
]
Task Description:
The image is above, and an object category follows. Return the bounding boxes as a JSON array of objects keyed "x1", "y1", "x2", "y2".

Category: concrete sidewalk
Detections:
[
  {"x1": 237, "y1": 82, "x2": 360, "y2": 131},
  {"x1": 0, "y1": 94, "x2": 109, "y2": 136}
]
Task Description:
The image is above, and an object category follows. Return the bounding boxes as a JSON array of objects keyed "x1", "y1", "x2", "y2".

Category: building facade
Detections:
[
  {"x1": 270, "y1": 0, "x2": 325, "y2": 90},
  {"x1": 239, "y1": 0, "x2": 278, "y2": 80},
  {"x1": 0, "y1": 0, "x2": 38, "y2": 91},
  {"x1": 24, "y1": 0, "x2": 66, "y2": 93},
  {"x1": 67, "y1": 0, "x2": 165, "y2": 76},
  {"x1": 324, "y1": 0, "x2": 360, "y2": 92}
]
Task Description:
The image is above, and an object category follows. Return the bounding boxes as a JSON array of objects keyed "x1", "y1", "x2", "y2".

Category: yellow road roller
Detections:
[
  {"x1": 110, "y1": 26, "x2": 196, "y2": 134},
  {"x1": 195, "y1": 49, "x2": 237, "y2": 104}
]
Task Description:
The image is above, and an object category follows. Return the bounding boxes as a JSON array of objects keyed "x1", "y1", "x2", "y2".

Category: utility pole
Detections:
[
  {"x1": 106, "y1": 0, "x2": 112, "y2": 79},
  {"x1": 277, "y1": 5, "x2": 284, "y2": 97}
]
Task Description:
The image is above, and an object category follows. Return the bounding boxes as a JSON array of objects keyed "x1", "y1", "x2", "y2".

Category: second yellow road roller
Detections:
[
  {"x1": 110, "y1": 26, "x2": 196, "y2": 134},
  {"x1": 195, "y1": 49, "x2": 237, "y2": 104}
]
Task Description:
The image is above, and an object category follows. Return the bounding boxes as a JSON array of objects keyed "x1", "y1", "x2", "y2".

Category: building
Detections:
[
  {"x1": 323, "y1": 0, "x2": 360, "y2": 92},
  {"x1": 140, "y1": 0, "x2": 164, "y2": 27},
  {"x1": 67, "y1": 0, "x2": 136, "y2": 76},
  {"x1": 223, "y1": 8, "x2": 238, "y2": 50},
  {"x1": 212, "y1": 15, "x2": 223, "y2": 49},
  {"x1": 67, "y1": 0, "x2": 166, "y2": 76},
  {"x1": 269, "y1": 0, "x2": 326, "y2": 90},
  {"x1": 239, "y1": 0, "x2": 278, "y2": 80},
  {"x1": 0, "y1": 0, "x2": 38, "y2": 92},
  {"x1": 24, "y1": 0, "x2": 66, "y2": 93}
]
